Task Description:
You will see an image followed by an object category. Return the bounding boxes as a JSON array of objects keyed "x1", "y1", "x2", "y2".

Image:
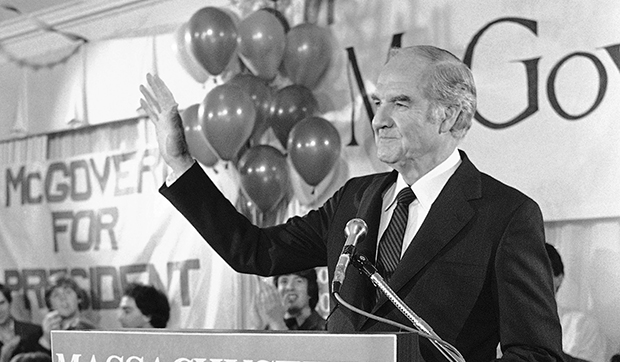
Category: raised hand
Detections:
[{"x1": 139, "y1": 73, "x2": 194, "y2": 175}]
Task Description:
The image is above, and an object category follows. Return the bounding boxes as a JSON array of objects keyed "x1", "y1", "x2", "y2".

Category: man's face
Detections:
[
  {"x1": 276, "y1": 274, "x2": 311, "y2": 315},
  {"x1": 118, "y1": 296, "x2": 150, "y2": 328},
  {"x1": 49, "y1": 285, "x2": 80, "y2": 318},
  {"x1": 371, "y1": 52, "x2": 445, "y2": 169},
  {"x1": 0, "y1": 293, "x2": 11, "y2": 325}
]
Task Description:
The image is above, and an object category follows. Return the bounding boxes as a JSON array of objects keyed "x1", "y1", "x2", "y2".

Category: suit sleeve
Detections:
[
  {"x1": 159, "y1": 162, "x2": 337, "y2": 276},
  {"x1": 495, "y1": 199, "x2": 565, "y2": 362}
]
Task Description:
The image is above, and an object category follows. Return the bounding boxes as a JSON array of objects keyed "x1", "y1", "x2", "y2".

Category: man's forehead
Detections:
[{"x1": 376, "y1": 54, "x2": 428, "y2": 95}]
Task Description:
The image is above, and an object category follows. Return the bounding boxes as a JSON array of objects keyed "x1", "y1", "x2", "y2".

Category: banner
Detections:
[{"x1": 0, "y1": 148, "x2": 290, "y2": 330}]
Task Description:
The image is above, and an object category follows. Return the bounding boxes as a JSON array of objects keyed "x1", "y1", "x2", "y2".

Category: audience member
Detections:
[
  {"x1": 118, "y1": 283, "x2": 170, "y2": 328},
  {"x1": 0, "y1": 284, "x2": 47, "y2": 361},
  {"x1": 38, "y1": 273, "x2": 95, "y2": 350},
  {"x1": 257, "y1": 269, "x2": 326, "y2": 331},
  {"x1": 546, "y1": 243, "x2": 608, "y2": 362}
]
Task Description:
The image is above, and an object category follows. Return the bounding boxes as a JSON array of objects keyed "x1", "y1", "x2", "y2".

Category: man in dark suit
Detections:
[{"x1": 140, "y1": 45, "x2": 564, "y2": 361}]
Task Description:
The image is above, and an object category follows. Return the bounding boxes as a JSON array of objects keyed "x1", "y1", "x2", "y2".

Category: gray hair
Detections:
[{"x1": 389, "y1": 46, "x2": 477, "y2": 138}]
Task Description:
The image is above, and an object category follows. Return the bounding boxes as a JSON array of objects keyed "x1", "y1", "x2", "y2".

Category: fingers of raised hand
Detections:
[
  {"x1": 139, "y1": 84, "x2": 161, "y2": 114},
  {"x1": 146, "y1": 73, "x2": 177, "y2": 109},
  {"x1": 140, "y1": 98, "x2": 157, "y2": 122}
]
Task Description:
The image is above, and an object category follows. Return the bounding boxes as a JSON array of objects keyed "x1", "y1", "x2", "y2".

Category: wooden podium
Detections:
[{"x1": 51, "y1": 329, "x2": 423, "y2": 362}]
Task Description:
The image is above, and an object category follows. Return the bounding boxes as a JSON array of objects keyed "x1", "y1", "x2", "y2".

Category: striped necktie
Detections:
[{"x1": 376, "y1": 187, "x2": 416, "y2": 284}]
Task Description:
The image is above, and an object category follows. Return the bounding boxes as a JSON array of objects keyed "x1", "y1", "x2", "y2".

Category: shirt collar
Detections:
[{"x1": 384, "y1": 149, "x2": 461, "y2": 211}]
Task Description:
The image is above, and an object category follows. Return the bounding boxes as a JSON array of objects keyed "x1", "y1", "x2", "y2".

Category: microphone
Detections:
[{"x1": 332, "y1": 218, "x2": 367, "y2": 294}]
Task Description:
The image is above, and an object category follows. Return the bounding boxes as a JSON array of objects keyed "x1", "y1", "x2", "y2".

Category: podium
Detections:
[{"x1": 51, "y1": 329, "x2": 422, "y2": 362}]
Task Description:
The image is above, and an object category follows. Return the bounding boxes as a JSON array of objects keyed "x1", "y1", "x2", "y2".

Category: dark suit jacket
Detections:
[{"x1": 161, "y1": 150, "x2": 564, "y2": 362}]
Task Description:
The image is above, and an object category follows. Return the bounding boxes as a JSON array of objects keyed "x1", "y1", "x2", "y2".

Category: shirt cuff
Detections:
[{"x1": 165, "y1": 160, "x2": 196, "y2": 187}]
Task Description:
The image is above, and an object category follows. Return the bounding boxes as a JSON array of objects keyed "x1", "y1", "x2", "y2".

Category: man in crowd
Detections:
[
  {"x1": 39, "y1": 273, "x2": 96, "y2": 350},
  {"x1": 118, "y1": 283, "x2": 170, "y2": 329},
  {"x1": 257, "y1": 269, "x2": 326, "y2": 331},
  {"x1": 0, "y1": 284, "x2": 48, "y2": 362},
  {"x1": 140, "y1": 45, "x2": 564, "y2": 361}
]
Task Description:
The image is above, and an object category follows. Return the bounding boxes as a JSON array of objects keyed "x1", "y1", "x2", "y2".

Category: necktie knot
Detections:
[{"x1": 396, "y1": 187, "x2": 416, "y2": 206}]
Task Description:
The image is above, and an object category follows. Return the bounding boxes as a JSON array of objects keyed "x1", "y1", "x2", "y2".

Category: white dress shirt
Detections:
[{"x1": 377, "y1": 149, "x2": 462, "y2": 259}]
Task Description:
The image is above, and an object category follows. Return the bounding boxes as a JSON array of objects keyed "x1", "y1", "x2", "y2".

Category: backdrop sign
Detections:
[{"x1": 0, "y1": 148, "x2": 260, "y2": 329}]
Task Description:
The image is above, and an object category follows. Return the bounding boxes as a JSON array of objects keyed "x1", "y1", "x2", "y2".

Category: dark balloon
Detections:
[
  {"x1": 173, "y1": 23, "x2": 209, "y2": 83},
  {"x1": 188, "y1": 7, "x2": 238, "y2": 76},
  {"x1": 288, "y1": 116, "x2": 341, "y2": 187},
  {"x1": 228, "y1": 73, "x2": 274, "y2": 143},
  {"x1": 238, "y1": 145, "x2": 290, "y2": 212},
  {"x1": 269, "y1": 84, "x2": 319, "y2": 148},
  {"x1": 284, "y1": 23, "x2": 333, "y2": 89},
  {"x1": 237, "y1": 9, "x2": 286, "y2": 80},
  {"x1": 199, "y1": 83, "x2": 256, "y2": 161}
]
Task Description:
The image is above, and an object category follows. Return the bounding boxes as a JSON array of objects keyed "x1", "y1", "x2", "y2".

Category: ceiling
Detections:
[
  {"x1": 0, "y1": 0, "x2": 227, "y2": 65},
  {"x1": 0, "y1": 0, "x2": 78, "y2": 25}
]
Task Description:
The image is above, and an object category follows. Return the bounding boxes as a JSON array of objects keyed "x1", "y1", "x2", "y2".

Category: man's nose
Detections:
[{"x1": 372, "y1": 105, "x2": 392, "y2": 130}]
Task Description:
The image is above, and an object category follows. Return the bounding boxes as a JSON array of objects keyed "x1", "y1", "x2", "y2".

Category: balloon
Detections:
[
  {"x1": 237, "y1": 9, "x2": 286, "y2": 80},
  {"x1": 237, "y1": 145, "x2": 289, "y2": 212},
  {"x1": 287, "y1": 116, "x2": 341, "y2": 187},
  {"x1": 269, "y1": 84, "x2": 318, "y2": 148},
  {"x1": 228, "y1": 73, "x2": 273, "y2": 143},
  {"x1": 290, "y1": 157, "x2": 347, "y2": 207},
  {"x1": 172, "y1": 23, "x2": 209, "y2": 83},
  {"x1": 284, "y1": 23, "x2": 333, "y2": 89},
  {"x1": 199, "y1": 84, "x2": 256, "y2": 161},
  {"x1": 188, "y1": 7, "x2": 238, "y2": 76},
  {"x1": 180, "y1": 104, "x2": 219, "y2": 167}
]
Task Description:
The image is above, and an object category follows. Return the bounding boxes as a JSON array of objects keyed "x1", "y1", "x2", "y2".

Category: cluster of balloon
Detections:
[
  {"x1": 175, "y1": 5, "x2": 341, "y2": 217},
  {"x1": 287, "y1": 116, "x2": 341, "y2": 188},
  {"x1": 237, "y1": 145, "x2": 290, "y2": 213}
]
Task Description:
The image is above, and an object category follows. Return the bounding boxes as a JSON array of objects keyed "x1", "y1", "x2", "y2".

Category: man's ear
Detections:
[{"x1": 439, "y1": 105, "x2": 461, "y2": 134}]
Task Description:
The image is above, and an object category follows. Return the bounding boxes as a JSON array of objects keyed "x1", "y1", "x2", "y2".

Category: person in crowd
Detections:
[
  {"x1": 117, "y1": 283, "x2": 170, "y2": 328},
  {"x1": 38, "y1": 273, "x2": 95, "y2": 351},
  {"x1": 0, "y1": 285, "x2": 48, "y2": 362},
  {"x1": 140, "y1": 45, "x2": 564, "y2": 361},
  {"x1": 546, "y1": 243, "x2": 608, "y2": 362},
  {"x1": 257, "y1": 269, "x2": 326, "y2": 331}
]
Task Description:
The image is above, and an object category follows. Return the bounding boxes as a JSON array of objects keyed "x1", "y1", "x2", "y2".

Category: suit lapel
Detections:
[
  {"x1": 339, "y1": 171, "x2": 396, "y2": 330},
  {"x1": 372, "y1": 151, "x2": 482, "y2": 311}
]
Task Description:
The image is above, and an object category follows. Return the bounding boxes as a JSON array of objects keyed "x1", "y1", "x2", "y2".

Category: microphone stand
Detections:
[{"x1": 350, "y1": 254, "x2": 465, "y2": 362}]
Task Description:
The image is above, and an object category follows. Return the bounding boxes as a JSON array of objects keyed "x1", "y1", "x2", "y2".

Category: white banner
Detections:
[{"x1": 0, "y1": 149, "x2": 256, "y2": 329}]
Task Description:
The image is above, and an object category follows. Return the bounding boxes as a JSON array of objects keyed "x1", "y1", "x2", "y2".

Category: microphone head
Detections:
[{"x1": 345, "y1": 218, "x2": 368, "y2": 237}]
